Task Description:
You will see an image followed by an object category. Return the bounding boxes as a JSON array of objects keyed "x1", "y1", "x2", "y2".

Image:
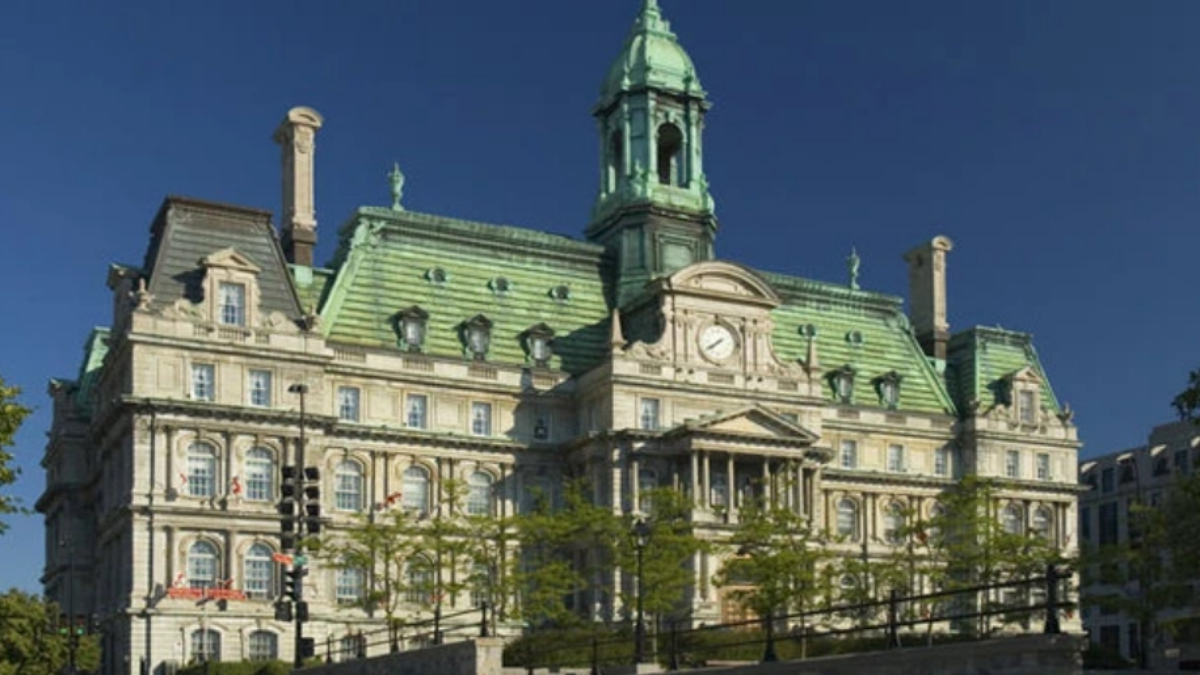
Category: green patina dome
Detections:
[{"x1": 600, "y1": 0, "x2": 705, "y2": 104}]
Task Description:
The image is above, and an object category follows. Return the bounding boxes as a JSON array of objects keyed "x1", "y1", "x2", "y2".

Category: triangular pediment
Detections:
[
  {"x1": 667, "y1": 404, "x2": 818, "y2": 443},
  {"x1": 200, "y1": 247, "x2": 261, "y2": 274},
  {"x1": 1006, "y1": 366, "x2": 1042, "y2": 384}
]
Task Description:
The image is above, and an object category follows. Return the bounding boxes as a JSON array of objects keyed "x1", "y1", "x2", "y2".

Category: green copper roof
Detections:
[
  {"x1": 763, "y1": 273, "x2": 957, "y2": 416},
  {"x1": 319, "y1": 208, "x2": 612, "y2": 374},
  {"x1": 946, "y1": 327, "x2": 1063, "y2": 414},
  {"x1": 600, "y1": 0, "x2": 705, "y2": 104},
  {"x1": 76, "y1": 327, "x2": 110, "y2": 413}
]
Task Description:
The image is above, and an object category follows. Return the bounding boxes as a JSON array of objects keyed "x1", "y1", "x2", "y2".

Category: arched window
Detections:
[
  {"x1": 1032, "y1": 507, "x2": 1052, "y2": 539},
  {"x1": 335, "y1": 460, "x2": 364, "y2": 512},
  {"x1": 187, "y1": 540, "x2": 219, "y2": 589},
  {"x1": 187, "y1": 442, "x2": 218, "y2": 498},
  {"x1": 335, "y1": 565, "x2": 364, "y2": 605},
  {"x1": 244, "y1": 543, "x2": 274, "y2": 600},
  {"x1": 405, "y1": 556, "x2": 435, "y2": 605},
  {"x1": 837, "y1": 499, "x2": 859, "y2": 540},
  {"x1": 402, "y1": 466, "x2": 430, "y2": 516},
  {"x1": 609, "y1": 130, "x2": 624, "y2": 191},
  {"x1": 1002, "y1": 504, "x2": 1023, "y2": 535},
  {"x1": 467, "y1": 471, "x2": 493, "y2": 516},
  {"x1": 884, "y1": 503, "x2": 905, "y2": 545},
  {"x1": 190, "y1": 629, "x2": 220, "y2": 662},
  {"x1": 638, "y1": 468, "x2": 658, "y2": 512},
  {"x1": 247, "y1": 631, "x2": 278, "y2": 661},
  {"x1": 656, "y1": 123, "x2": 684, "y2": 186},
  {"x1": 244, "y1": 448, "x2": 275, "y2": 502}
]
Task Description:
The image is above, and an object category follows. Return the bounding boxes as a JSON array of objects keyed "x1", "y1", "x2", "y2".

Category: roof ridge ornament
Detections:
[
  {"x1": 847, "y1": 247, "x2": 861, "y2": 290},
  {"x1": 388, "y1": 163, "x2": 406, "y2": 211}
]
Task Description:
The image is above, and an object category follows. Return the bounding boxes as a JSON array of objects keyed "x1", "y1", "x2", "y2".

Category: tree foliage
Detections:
[
  {"x1": 0, "y1": 377, "x2": 31, "y2": 534},
  {"x1": 1172, "y1": 368, "x2": 1200, "y2": 420},
  {"x1": 0, "y1": 589, "x2": 100, "y2": 675},
  {"x1": 613, "y1": 488, "x2": 710, "y2": 621}
]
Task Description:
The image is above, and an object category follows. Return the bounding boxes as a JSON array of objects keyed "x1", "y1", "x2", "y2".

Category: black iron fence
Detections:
[
  {"x1": 323, "y1": 603, "x2": 493, "y2": 663},
  {"x1": 506, "y1": 564, "x2": 1075, "y2": 672}
]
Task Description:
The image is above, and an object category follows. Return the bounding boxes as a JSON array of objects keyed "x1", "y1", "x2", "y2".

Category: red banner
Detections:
[{"x1": 166, "y1": 587, "x2": 248, "y2": 601}]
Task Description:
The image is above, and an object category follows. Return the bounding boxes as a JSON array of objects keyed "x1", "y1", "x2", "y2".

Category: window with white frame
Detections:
[
  {"x1": 217, "y1": 282, "x2": 246, "y2": 327},
  {"x1": 187, "y1": 442, "x2": 218, "y2": 498},
  {"x1": 247, "y1": 631, "x2": 278, "y2": 661},
  {"x1": 244, "y1": 543, "x2": 274, "y2": 599},
  {"x1": 406, "y1": 394, "x2": 428, "y2": 429},
  {"x1": 840, "y1": 440, "x2": 858, "y2": 469},
  {"x1": 405, "y1": 556, "x2": 435, "y2": 604},
  {"x1": 886, "y1": 444, "x2": 905, "y2": 473},
  {"x1": 467, "y1": 471, "x2": 493, "y2": 516},
  {"x1": 934, "y1": 447, "x2": 950, "y2": 477},
  {"x1": 883, "y1": 503, "x2": 905, "y2": 545},
  {"x1": 638, "y1": 468, "x2": 657, "y2": 512},
  {"x1": 248, "y1": 370, "x2": 272, "y2": 407},
  {"x1": 1002, "y1": 504, "x2": 1023, "y2": 534},
  {"x1": 335, "y1": 566, "x2": 364, "y2": 605},
  {"x1": 402, "y1": 466, "x2": 430, "y2": 516},
  {"x1": 640, "y1": 398, "x2": 661, "y2": 431},
  {"x1": 187, "y1": 540, "x2": 219, "y2": 589},
  {"x1": 191, "y1": 629, "x2": 221, "y2": 663},
  {"x1": 334, "y1": 460, "x2": 364, "y2": 512},
  {"x1": 471, "y1": 402, "x2": 492, "y2": 436},
  {"x1": 1032, "y1": 506, "x2": 1052, "y2": 539},
  {"x1": 1005, "y1": 450, "x2": 1021, "y2": 479},
  {"x1": 244, "y1": 447, "x2": 274, "y2": 502},
  {"x1": 337, "y1": 386, "x2": 361, "y2": 422},
  {"x1": 710, "y1": 468, "x2": 728, "y2": 508},
  {"x1": 1018, "y1": 389, "x2": 1036, "y2": 424},
  {"x1": 836, "y1": 499, "x2": 859, "y2": 540},
  {"x1": 191, "y1": 364, "x2": 215, "y2": 402},
  {"x1": 1036, "y1": 453, "x2": 1051, "y2": 481}
]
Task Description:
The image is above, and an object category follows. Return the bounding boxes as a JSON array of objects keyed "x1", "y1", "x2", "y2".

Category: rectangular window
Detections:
[
  {"x1": 471, "y1": 402, "x2": 492, "y2": 436},
  {"x1": 640, "y1": 398, "x2": 661, "y2": 431},
  {"x1": 337, "y1": 386, "x2": 360, "y2": 422},
  {"x1": 839, "y1": 440, "x2": 858, "y2": 469},
  {"x1": 1036, "y1": 453, "x2": 1050, "y2": 481},
  {"x1": 1098, "y1": 501, "x2": 1119, "y2": 546},
  {"x1": 1005, "y1": 450, "x2": 1021, "y2": 479},
  {"x1": 218, "y1": 282, "x2": 246, "y2": 326},
  {"x1": 1175, "y1": 449, "x2": 1189, "y2": 474},
  {"x1": 1018, "y1": 389, "x2": 1036, "y2": 423},
  {"x1": 934, "y1": 447, "x2": 950, "y2": 477},
  {"x1": 248, "y1": 370, "x2": 272, "y2": 407},
  {"x1": 191, "y1": 364, "x2": 215, "y2": 402},
  {"x1": 406, "y1": 394, "x2": 428, "y2": 429},
  {"x1": 887, "y1": 444, "x2": 904, "y2": 473},
  {"x1": 1101, "y1": 467, "x2": 1114, "y2": 493},
  {"x1": 335, "y1": 568, "x2": 364, "y2": 604},
  {"x1": 1080, "y1": 505, "x2": 1091, "y2": 542}
]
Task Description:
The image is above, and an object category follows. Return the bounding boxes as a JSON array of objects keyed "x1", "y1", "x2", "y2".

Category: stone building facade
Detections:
[{"x1": 40, "y1": 1, "x2": 1081, "y2": 672}]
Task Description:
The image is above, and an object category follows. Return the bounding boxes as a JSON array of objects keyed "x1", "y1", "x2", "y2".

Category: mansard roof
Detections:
[{"x1": 946, "y1": 326, "x2": 1063, "y2": 414}]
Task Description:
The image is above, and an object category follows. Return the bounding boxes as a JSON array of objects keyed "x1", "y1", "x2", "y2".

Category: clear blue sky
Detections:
[{"x1": 1, "y1": 0, "x2": 1197, "y2": 592}]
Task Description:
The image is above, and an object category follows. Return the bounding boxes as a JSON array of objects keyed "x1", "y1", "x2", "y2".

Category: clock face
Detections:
[{"x1": 699, "y1": 324, "x2": 737, "y2": 361}]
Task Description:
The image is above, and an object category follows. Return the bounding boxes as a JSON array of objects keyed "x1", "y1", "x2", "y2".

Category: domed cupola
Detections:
[
  {"x1": 599, "y1": 0, "x2": 705, "y2": 106},
  {"x1": 587, "y1": 0, "x2": 718, "y2": 306}
]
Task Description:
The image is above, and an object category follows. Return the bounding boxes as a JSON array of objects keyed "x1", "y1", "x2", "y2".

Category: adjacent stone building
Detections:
[{"x1": 40, "y1": 1, "x2": 1082, "y2": 672}]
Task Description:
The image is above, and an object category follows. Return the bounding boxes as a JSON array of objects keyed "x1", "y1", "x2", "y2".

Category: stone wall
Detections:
[{"x1": 301, "y1": 638, "x2": 506, "y2": 675}]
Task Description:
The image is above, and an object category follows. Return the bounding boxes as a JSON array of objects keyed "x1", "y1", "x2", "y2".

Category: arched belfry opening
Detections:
[
  {"x1": 656, "y1": 123, "x2": 684, "y2": 186},
  {"x1": 609, "y1": 130, "x2": 625, "y2": 192}
]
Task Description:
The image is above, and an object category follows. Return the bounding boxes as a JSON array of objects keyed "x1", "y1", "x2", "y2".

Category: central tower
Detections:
[{"x1": 587, "y1": 0, "x2": 717, "y2": 305}]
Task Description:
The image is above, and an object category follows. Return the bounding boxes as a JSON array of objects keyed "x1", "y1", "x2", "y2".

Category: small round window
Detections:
[
  {"x1": 549, "y1": 285, "x2": 571, "y2": 302},
  {"x1": 490, "y1": 277, "x2": 511, "y2": 295},
  {"x1": 425, "y1": 267, "x2": 448, "y2": 284},
  {"x1": 846, "y1": 330, "x2": 864, "y2": 346},
  {"x1": 798, "y1": 324, "x2": 818, "y2": 338}
]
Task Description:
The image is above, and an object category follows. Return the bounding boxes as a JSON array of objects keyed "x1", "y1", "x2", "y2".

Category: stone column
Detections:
[
  {"x1": 630, "y1": 454, "x2": 641, "y2": 512},
  {"x1": 691, "y1": 452, "x2": 700, "y2": 507},
  {"x1": 702, "y1": 452, "x2": 711, "y2": 508},
  {"x1": 727, "y1": 454, "x2": 736, "y2": 515}
]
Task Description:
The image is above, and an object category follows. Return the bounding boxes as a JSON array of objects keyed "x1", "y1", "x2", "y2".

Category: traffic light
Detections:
[
  {"x1": 281, "y1": 466, "x2": 299, "y2": 498},
  {"x1": 281, "y1": 465, "x2": 299, "y2": 549},
  {"x1": 303, "y1": 468, "x2": 321, "y2": 534},
  {"x1": 296, "y1": 601, "x2": 309, "y2": 622},
  {"x1": 299, "y1": 637, "x2": 316, "y2": 659},
  {"x1": 273, "y1": 600, "x2": 292, "y2": 622},
  {"x1": 284, "y1": 566, "x2": 306, "y2": 601}
]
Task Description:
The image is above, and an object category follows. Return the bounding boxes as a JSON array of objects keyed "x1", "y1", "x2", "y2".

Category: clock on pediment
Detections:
[{"x1": 698, "y1": 322, "x2": 738, "y2": 363}]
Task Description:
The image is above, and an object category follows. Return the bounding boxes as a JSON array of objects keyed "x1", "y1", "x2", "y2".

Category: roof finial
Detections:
[
  {"x1": 847, "y1": 247, "x2": 861, "y2": 290},
  {"x1": 388, "y1": 163, "x2": 406, "y2": 211}
]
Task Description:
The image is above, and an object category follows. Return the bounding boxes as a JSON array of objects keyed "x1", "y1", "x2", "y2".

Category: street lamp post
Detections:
[
  {"x1": 632, "y1": 518, "x2": 652, "y2": 665},
  {"x1": 288, "y1": 383, "x2": 309, "y2": 669}
]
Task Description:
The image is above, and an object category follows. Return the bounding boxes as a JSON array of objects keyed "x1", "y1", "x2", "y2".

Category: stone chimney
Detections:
[
  {"x1": 903, "y1": 235, "x2": 954, "y2": 360},
  {"x1": 273, "y1": 106, "x2": 324, "y2": 266}
]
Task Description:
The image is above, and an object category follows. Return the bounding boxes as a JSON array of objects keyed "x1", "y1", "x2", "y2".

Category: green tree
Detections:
[
  {"x1": 714, "y1": 493, "x2": 831, "y2": 657},
  {"x1": 0, "y1": 589, "x2": 100, "y2": 675},
  {"x1": 0, "y1": 377, "x2": 31, "y2": 534},
  {"x1": 1172, "y1": 368, "x2": 1200, "y2": 420},
  {"x1": 614, "y1": 488, "x2": 711, "y2": 624}
]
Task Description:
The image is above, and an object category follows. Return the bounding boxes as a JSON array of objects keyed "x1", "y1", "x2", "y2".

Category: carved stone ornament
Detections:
[{"x1": 131, "y1": 277, "x2": 154, "y2": 311}]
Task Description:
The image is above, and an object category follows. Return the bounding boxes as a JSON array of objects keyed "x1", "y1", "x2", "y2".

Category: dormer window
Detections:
[
  {"x1": 549, "y1": 285, "x2": 571, "y2": 302},
  {"x1": 218, "y1": 282, "x2": 246, "y2": 326},
  {"x1": 489, "y1": 277, "x2": 512, "y2": 296},
  {"x1": 524, "y1": 323, "x2": 555, "y2": 367},
  {"x1": 462, "y1": 315, "x2": 493, "y2": 361},
  {"x1": 831, "y1": 365, "x2": 856, "y2": 404},
  {"x1": 1018, "y1": 389, "x2": 1036, "y2": 424},
  {"x1": 876, "y1": 371, "x2": 902, "y2": 410},
  {"x1": 396, "y1": 306, "x2": 429, "y2": 352},
  {"x1": 426, "y1": 267, "x2": 448, "y2": 285}
]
